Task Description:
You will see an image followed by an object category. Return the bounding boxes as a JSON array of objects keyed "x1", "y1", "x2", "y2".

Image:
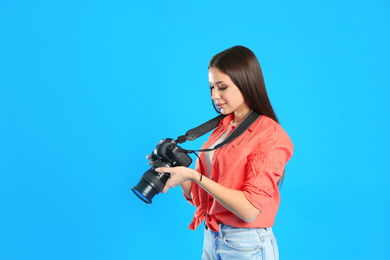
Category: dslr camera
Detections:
[{"x1": 131, "y1": 138, "x2": 192, "y2": 204}]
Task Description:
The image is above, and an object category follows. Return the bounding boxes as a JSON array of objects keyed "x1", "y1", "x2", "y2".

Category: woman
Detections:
[{"x1": 151, "y1": 46, "x2": 293, "y2": 259}]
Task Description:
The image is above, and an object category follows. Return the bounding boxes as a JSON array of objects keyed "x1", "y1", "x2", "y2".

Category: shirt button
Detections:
[
  {"x1": 209, "y1": 198, "x2": 212, "y2": 201},
  {"x1": 204, "y1": 213, "x2": 207, "y2": 217}
]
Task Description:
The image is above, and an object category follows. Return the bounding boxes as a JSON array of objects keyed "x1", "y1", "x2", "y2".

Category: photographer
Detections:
[{"x1": 149, "y1": 46, "x2": 293, "y2": 260}]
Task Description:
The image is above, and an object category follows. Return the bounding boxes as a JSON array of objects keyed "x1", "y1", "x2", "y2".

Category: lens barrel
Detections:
[{"x1": 132, "y1": 161, "x2": 170, "y2": 204}]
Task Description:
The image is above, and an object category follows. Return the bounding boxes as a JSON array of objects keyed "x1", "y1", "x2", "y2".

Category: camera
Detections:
[{"x1": 131, "y1": 138, "x2": 192, "y2": 204}]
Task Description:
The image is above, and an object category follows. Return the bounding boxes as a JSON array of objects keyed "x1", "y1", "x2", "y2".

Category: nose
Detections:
[{"x1": 211, "y1": 88, "x2": 220, "y2": 100}]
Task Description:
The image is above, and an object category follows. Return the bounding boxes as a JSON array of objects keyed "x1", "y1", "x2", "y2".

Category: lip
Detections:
[{"x1": 216, "y1": 103, "x2": 225, "y2": 109}]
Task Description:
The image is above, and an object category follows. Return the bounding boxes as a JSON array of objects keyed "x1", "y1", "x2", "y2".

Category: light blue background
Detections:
[{"x1": 1, "y1": 1, "x2": 389, "y2": 259}]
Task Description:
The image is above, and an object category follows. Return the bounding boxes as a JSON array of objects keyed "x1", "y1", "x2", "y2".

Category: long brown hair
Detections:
[
  {"x1": 209, "y1": 46, "x2": 286, "y2": 187},
  {"x1": 209, "y1": 45, "x2": 278, "y2": 123}
]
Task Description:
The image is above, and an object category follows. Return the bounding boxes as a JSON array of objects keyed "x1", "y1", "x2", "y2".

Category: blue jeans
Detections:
[{"x1": 202, "y1": 223, "x2": 279, "y2": 260}]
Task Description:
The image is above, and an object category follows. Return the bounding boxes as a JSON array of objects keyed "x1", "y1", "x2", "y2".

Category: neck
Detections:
[{"x1": 233, "y1": 107, "x2": 251, "y2": 124}]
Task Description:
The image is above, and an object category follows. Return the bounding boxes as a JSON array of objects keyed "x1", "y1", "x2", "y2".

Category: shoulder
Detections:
[
  {"x1": 247, "y1": 116, "x2": 294, "y2": 164},
  {"x1": 251, "y1": 115, "x2": 294, "y2": 150}
]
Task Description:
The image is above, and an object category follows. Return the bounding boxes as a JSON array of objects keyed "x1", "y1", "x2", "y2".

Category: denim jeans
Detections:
[{"x1": 202, "y1": 223, "x2": 279, "y2": 260}]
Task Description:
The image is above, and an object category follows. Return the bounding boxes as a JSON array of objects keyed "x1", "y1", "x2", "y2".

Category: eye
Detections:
[{"x1": 218, "y1": 84, "x2": 227, "y2": 90}]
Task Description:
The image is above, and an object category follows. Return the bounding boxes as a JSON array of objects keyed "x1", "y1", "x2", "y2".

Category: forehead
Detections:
[{"x1": 208, "y1": 67, "x2": 232, "y2": 84}]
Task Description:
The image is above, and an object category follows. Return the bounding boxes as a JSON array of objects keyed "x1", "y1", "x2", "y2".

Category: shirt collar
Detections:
[
  {"x1": 221, "y1": 113, "x2": 235, "y2": 128},
  {"x1": 219, "y1": 111, "x2": 258, "y2": 132}
]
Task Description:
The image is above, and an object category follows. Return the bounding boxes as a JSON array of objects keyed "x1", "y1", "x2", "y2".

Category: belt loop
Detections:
[{"x1": 218, "y1": 223, "x2": 223, "y2": 238}]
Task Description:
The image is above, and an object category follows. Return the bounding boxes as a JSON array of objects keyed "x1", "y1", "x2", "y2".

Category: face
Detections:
[{"x1": 208, "y1": 67, "x2": 250, "y2": 116}]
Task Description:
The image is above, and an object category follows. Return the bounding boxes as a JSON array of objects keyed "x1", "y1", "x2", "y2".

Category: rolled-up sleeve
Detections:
[
  {"x1": 183, "y1": 191, "x2": 194, "y2": 205},
  {"x1": 242, "y1": 136, "x2": 293, "y2": 212}
]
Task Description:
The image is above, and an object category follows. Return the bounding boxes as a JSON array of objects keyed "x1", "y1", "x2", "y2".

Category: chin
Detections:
[{"x1": 220, "y1": 110, "x2": 232, "y2": 115}]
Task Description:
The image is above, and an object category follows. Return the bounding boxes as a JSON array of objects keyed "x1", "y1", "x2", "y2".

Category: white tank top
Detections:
[{"x1": 203, "y1": 120, "x2": 239, "y2": 178}]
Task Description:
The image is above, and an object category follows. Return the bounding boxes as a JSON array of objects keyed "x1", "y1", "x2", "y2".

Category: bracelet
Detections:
[{"x1": 199, "y1": 172, "x2": 203, "y2": 182}]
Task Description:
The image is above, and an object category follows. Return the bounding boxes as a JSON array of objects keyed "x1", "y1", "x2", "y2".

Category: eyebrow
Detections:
[{"x1": 209, "y1": 81, "x2": 225, "y2": 85}]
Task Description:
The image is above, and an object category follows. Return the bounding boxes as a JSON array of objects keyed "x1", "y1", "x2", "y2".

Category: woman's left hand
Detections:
[{"x1": 155, "y1": 167, "x2": 198, "y2": 193}]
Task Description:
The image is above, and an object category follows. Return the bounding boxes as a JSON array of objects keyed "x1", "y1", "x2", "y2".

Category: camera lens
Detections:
[
  {"x1": 132, "y1": 162, "x2": 170, "y2": 204},
  {"x1": 132, "y1": 179, "x2": 156, "y2": 204}
]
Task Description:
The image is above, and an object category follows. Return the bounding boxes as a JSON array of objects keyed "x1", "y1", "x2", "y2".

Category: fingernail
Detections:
[{"x1": 155, "y1": 168, "x2": 160, "y2": 172}]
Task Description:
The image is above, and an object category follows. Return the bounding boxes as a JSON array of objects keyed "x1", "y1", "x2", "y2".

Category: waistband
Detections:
[{"x1": 205, "y1": 222, "x2": 272, "y2": 234}]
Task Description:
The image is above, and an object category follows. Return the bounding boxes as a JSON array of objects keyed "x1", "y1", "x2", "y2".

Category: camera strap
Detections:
[
  {"x1": 177, "y1": 110, "x2": 261, "y2": 153},
  {"x1": 176, "y1": 114, "x2": 227, "y2": 144}
]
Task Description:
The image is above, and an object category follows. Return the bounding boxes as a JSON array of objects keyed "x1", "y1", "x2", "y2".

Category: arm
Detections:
[
  {"x1": 179, "y1": 180, "x2": 192, "y2": 200},
  {"x1": 156, "y1": 167, "x2": 260, "y2": 223}
]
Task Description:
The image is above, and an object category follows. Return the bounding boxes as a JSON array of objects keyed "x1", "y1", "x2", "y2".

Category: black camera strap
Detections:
[
  {"x1": 177, "y1": 110, "x2": 261, "y2": 153},
  {"x1": 176, "y1": 114, "x2": 227, "y2": 144}
]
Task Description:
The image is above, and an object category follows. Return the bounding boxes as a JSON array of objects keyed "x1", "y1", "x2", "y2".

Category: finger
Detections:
[
  {"x1": 161, "y1": 181, "x2": 170, "y2": 193},
  {"x1": 146, "y1": 154, "x2": 152, "y2": 160},
  {"x1": 161, "y1": 180, "x2": 174, "y2": 193},
  {"x1": 148, "y1": 161, "x2": 155, "y2": 165},
  {"x1": 155, "y1": 167, "x2": 171, "y2": 173}
]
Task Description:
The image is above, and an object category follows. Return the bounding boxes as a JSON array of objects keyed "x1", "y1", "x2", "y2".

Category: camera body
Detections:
[
  {"x1": 152, "y1": 138, "x2": 192, "y2": 167},
  {"x1": 132, "y1": 138, "x2": 192, "y2": 204}
]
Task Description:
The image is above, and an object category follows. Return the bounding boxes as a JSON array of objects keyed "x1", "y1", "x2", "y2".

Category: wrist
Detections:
[{"x1": 189, "y1": 170, "x2": 202, "y2": 183}]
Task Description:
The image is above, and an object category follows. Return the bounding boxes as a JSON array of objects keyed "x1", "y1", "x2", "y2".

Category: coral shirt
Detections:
[{"x1": 185, "y1": 113, "x2": 294, "y2": 232}]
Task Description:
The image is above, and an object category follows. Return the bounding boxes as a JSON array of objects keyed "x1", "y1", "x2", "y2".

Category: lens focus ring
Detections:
[{"x1": 141, "y1": 169, "x2": 168, "y2": 192}]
